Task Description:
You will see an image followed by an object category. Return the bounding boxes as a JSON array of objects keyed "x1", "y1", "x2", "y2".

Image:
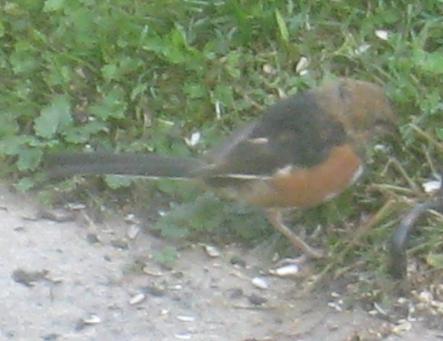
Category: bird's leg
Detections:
[{"x1": 265, "y1": 208, "x2": 324, "y2": 260}]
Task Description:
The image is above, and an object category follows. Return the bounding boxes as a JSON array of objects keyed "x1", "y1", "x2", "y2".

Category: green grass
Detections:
[{"x1": 1, "y1": 1, "x2": 443, "y2": 290}]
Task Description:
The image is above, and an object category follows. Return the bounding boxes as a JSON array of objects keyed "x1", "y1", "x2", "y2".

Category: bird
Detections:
[{"x1": 45, "y1": 78, "x2": 396, "y2": 260}]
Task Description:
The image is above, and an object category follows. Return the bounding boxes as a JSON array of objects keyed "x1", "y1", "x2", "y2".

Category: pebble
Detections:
[
  {"x1": 248, "y1": 294, "x2": 267, "y2": 306},
  {"x1": 269, "y1": 263, "x2": 299, "y2": 277},
  {"x1": 129, "y1": 293, "x2": 146, "y2": 305},
  {"x1": 127, "y1": 225, "x2": 140, "y2": 239},
  {"x1": 204, "y1": 245, "x2": 220, "y2": 258},
  {"x1": 251, "y1": 277, "x2": 269, "y2": 290},
  {"x1": 176, "y1": 315, "x2": 195, "y2": 322}
]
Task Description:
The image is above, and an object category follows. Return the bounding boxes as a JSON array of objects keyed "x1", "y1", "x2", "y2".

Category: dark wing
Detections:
[{"x1": 201, "y1": 91, "x2": 347, "y2": 178}]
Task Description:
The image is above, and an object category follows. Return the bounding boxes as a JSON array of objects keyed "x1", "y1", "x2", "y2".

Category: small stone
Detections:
[
  {"x1": 417, "y1": 290, "x2": 433, "y2": 303},
  {"x1": 225, "y1": 288, "x2": 244, "y2": 300},
  {"x1": 296, "y1": 57, "x2": 309, "y2": 74},
  {"x1": 82, "y1": 314, "x2": 101, "y2": 325},
  {"x1": 142, "y1": 267, "x2": 164, "y2": 277},
  {"x1": 143, "y1": 285, "x2": 166, "y2": 297},
  {"x1": 373, "y1": 143, "x2": 388, "y2": 152},
  {"x1": 397, "y1": 297, "x2": 409, "y2": 305},
  {"x1": 171, "y1": 284, "x2": 183, "y2": 291},
  {"x1": 129, "y1": 293, "x2": 146, "y2": 305},
  {"x1": 422, "y1": 175, "x2": 442, "y2": 193},
  {"x1": 327, "y1": 301, "x2": 343, "y2": 312},
  {"x1": 124, "y1": 213, "x2": 140, "y2": 224},
  {"x1": 176, "y1": 315, "x2": 195, "y2": 322},
  {"x1": 269, "y1": 263, "x2": 299, "y2": 277},
  {"x1": 375, "y1": 29, "x2": 389, "y2": 40},
  {"x1": 392, "y1": 320, "x2": 412, "y2": 335},
  {"x1": 185, "y1": 132, "x2": 201, "y2": 147},
  {"x1": 248, "y1": 294, "x2": 267, "y2": 306},
  {"x1": 230, "y1": 256, "x2": 246, "y2": 267},
  {"x1": 42, "y1": 333, "x2": 60, "y2": 341},
  {"x1": 127, "y1": 225, "x2": 140, "y2": 240},
  {"x1": 66, "y1": 202, "x2": 86, "y2": 210},
  {"x1": 263, "y1": 64, "x2": 276, "y2": 75},
  {"x1": 354, "y1": 43, "x2": 371, "y2": 55},
  {"x1": 110, "y1": 239, "x2": 129, "y2": 250},
  {"x1": 12, "y1": 269, "x2": 49, "y2": 287},
  {"x1": 75, "y1": 314, "x2": 101, "y2": 331},
  {"x1": 251, "y1": 277, "x2": 269, "y2": 290},
  {"x1": 86, "y1": 233, "x2": 100, "y2": 244},
  {"x1": 203, "y1": 245, "x2": 220, "y2": 258}
]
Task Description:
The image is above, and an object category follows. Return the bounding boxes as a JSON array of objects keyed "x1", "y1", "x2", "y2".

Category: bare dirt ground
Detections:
[{"x1": 0, "y1": 184, "x2": 442, "y2": 341}]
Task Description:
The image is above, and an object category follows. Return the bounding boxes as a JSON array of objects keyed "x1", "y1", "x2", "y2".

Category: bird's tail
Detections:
[{"x1": 45, "y1": 152, "x2": 206, "y2": 179}]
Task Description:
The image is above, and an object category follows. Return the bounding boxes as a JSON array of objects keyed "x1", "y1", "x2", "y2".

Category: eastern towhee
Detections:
[{"x1": 46, "y1": 78, "x2": 396, "y2": 259}]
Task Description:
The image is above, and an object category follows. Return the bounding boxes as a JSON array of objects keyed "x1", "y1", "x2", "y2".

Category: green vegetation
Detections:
[{"x1": 1, "y1": 1, "x2": 443, "y2": 287}]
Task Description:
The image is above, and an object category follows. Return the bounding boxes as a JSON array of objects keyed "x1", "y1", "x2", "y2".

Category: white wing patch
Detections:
[
  {"x1": 275, "y1": 165, "x2": 293, "y2": 176},
  {"x1": 212, "y1": 174, "x2": 272, "y2": 180},
  {"x1": 247, "y1": 137, "x2": 269, "y2": 144}
]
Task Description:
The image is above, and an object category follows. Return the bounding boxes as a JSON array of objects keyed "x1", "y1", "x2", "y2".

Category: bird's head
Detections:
[{"x1": 315, "y1": 78, "x2": 397, "y2": 143}]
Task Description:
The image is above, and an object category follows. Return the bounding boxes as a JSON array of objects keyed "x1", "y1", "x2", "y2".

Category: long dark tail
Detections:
[{"x1": 45, "y1": 152, "x2": 206, "y2": 179}]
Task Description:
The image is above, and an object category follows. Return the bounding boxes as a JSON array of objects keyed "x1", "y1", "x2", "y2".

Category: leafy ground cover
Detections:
[{"x1": 1, "y1": 1, "x2": 443, "y2": 292}]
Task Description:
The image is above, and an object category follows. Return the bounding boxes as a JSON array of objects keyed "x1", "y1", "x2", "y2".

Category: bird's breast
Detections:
[{"x1": 242, "y1": 144, "x2": 363, "y2": 208}]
